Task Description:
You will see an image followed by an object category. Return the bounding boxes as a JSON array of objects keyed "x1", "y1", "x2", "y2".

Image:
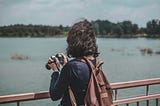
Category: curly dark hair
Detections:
[{"x1": 66, "y1": 20, "x2": 98, "y2": 58}]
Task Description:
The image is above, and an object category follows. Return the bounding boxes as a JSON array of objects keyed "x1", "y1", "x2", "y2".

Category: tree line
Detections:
[
  {"x1": 0, "y1": 19, "x2": 160, "y2": 38},
  {"x1": 0, "y1": 24, "x2": 70, "y2": 37},
  {"x1": 92, "y1": 19, "x2": 160, "y2": 38}
]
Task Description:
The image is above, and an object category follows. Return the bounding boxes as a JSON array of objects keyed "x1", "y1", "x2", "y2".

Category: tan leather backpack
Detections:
[{"x1": 69, "y1": 57, "x2": 113, "y2": 106}]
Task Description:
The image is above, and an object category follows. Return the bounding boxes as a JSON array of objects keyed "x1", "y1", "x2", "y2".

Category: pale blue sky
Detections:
[{"x1": 0, "y1": 0, "x2": 160, "y2": 27}]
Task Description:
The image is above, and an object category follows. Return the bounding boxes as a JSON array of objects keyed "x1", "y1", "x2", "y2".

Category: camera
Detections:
[{"x1": 45, "y1": 54, "x2": 64, "y2": 70}]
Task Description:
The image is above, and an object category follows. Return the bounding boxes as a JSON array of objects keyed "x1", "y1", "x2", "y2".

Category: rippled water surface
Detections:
[{"x1": 0, "y1": 38, "x2": 160, "y2": 106}]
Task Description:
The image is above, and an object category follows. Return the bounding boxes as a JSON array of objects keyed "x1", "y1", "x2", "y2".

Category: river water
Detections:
[{"x1": 0, "y1": 38, "x2": 160, "y2": 106}]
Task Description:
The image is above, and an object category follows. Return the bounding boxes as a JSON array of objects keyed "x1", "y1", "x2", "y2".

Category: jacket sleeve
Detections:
[{"x1": 49, "y1": 64, "x2": 72, "y2": 101}]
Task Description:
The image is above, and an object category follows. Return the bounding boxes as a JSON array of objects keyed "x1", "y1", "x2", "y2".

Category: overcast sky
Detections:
[{"x1": 0, "y1": 0, "x2": 160, "y2": 27}]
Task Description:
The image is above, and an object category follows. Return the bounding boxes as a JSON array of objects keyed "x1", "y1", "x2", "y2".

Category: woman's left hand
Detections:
[
  {"x1": 58, "y1": 53, "x2": 68, "y2": 67},
  {"x1": 48, "y1": 57, "x2": 60, "y2": 72}
]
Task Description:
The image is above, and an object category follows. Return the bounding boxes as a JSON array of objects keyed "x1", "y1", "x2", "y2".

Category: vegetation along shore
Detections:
[{"x1": 0, "y1": 19, "x2": 160, "y2": 38}]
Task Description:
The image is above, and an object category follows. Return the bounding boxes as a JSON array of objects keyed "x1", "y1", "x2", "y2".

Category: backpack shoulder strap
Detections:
[
  {"x1": 82, "y1": 57, "x2": 96, "y2": 71},
  {"x1": 68, "y1": 86, "x2": 77, "y2": 106},
  {"x1": 96, "y1": 59, "x2": 104, "y2": 69},
  {"x1": 82, "y1": 56, "x2": 104, "y2": 72}
]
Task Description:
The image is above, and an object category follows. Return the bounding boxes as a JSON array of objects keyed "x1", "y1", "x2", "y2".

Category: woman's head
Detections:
[{"x1": 66, "y1": 19, "x2": 98, "y2": 58}]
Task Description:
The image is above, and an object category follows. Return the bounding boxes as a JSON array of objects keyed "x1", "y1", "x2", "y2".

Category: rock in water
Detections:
[{"x1": 11, "y1": 54, "x2": 29, "y2": 60}]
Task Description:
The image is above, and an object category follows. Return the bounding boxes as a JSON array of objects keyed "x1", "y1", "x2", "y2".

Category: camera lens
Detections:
[
  {"x1": 56, "y1": 54, "x2": 63, "y2": 64},
  {"x1": 45, "y1": 54, "x2": 64, "y2": 70}
]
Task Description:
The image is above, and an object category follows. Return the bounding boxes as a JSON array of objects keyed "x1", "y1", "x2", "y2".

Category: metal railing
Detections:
[
  {"x1": 0, "y1": 78, "x2": 160, "y2": 106},
  {"x1": 111, "y1": 78, "x2": 160, "y2": 106}
]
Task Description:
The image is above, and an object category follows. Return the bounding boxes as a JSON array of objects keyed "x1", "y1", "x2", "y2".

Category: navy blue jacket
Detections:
[{"x1": 49, "y1": 59, "x2": 96, "y2": 106}]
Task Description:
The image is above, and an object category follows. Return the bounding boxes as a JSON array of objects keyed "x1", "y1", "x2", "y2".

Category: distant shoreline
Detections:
[
  {"x1": 0, "y1": 19, "x2": 159, "y2": 38},
  {"x1": 1, "y1": 35, "x2": 160, "y2": 38}
]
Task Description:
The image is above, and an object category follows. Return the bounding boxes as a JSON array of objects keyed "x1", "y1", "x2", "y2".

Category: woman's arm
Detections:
[{"x1": 49, "y1": 64, "x2": 72, "y2": 101}]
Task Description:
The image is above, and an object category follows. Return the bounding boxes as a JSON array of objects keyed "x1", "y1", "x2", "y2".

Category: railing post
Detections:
[
  {"x1": 156, "y1": 99, "x2": 158, "y2": 106},
  {"x1": 146, "y1": 85, "x2": 149, "y2": 95},
  {"x1": 146, "y1": 85, "x2": 149, "y2": 106},
  {"x1": 115, "y1": 89, "x2": 118, "y2": 106},
  {"x1": 115, "y1": 89, "x2": 118, "y2": 100},
  {"x1": 17, "y1": 101, "x2": 20, "y2": 106}
]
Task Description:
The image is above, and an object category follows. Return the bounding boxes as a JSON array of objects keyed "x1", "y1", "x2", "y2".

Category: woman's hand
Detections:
[
  {"x1": 48, "y1": 57, "x2": 60, "y2": 72},
  {"x1": 58, "y1": 53, "x2": 68, "y2": 67},
  {"x1": 47, "y1": 53, "x2": 68, "y2": 72}
]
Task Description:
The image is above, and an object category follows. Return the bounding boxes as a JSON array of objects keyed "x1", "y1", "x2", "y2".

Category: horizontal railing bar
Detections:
[
  {"x1": 111, "y1": 78, "x2": 160, "y2": 89},
  {"x1": 0, "y1": 91, "x2": 50, "y2": 104},
  {"x1": 113, "y1": 93, "x2": 160, "y2": 105},
  {"x1": 0, "y1": 78, "x2": 160, "y2": 104}
]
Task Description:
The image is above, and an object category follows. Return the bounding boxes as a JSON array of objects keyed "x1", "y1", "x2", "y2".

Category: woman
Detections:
[{"x1": 48, "y1": 20, "x2": 99, "y2": 106}]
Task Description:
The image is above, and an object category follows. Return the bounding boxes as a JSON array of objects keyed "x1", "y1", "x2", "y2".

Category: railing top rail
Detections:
[
  {"x1": 113, "y1": 93, "x2": 160, "y2": 105},
  {"x1": 111, "y1": 78, "x2": 160, "y2": 89},
  {"x1": 0, "y1": 91, "x2": 50, "y2": 104},
  {"x1": 0, "y1": 78, "x2": 160, "y2": 104}
]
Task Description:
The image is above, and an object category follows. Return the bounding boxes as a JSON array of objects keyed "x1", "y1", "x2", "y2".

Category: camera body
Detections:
[{"x1": 45, "y1": 54, "x2": 64, "y2": 70}]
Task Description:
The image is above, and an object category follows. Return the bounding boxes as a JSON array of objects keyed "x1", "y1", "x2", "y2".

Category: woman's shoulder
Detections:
[
  {"x1": 61, "y1": 59, "x2": 86, "y2": 74},
  {"x1": 67, "y1": 59, "x2": 86, "y2": 65}
]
